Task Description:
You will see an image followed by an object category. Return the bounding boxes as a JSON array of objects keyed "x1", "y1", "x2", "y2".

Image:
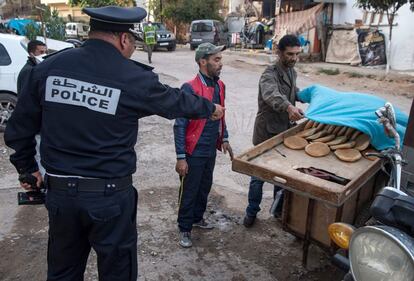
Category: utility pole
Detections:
[
  {"x1": 159, "y1": 0, "x2": 163, "y2": 22},
  {"x1": 35, "y1": 6, "x2": 47, "y2": 47}
]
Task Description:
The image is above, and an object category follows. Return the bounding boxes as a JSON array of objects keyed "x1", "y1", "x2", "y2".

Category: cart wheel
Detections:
[
  {"x1": 354, "y1": 203, "x2": 375, "y2": 228},
  {"x1": 343, "y1": 272, "x2": 354, "y2": 281}
]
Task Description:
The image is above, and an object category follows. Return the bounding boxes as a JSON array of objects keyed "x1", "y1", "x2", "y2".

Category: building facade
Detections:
[
  {"x1": 40, "y1": 0, "x2": 87, "y2": 22},
  {"x1": 1, "y1": 0, "x2": 40, "y2": 19},
  {"x1": 333, "y1": 0, "x2": 414, "y2": 71}
]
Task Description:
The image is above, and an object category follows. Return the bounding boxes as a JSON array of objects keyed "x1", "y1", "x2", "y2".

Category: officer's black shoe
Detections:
[
  {"x1": 243, "y1": 215, "x2": 256, "y2": 228},
  {"x1": 179, "y1": 231, "x2": 192, "y2": 248}
]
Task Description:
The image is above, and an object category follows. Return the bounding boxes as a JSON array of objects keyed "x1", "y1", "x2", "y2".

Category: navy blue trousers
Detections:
[
  {"x1": 246, "y1": 176, "x2": 283, "y2": 217},
  {"x1": 177, "y1": 156, "x2": 216, "y2": 232},
  {"x1": 45, "y1": 182, "x2": 138, "y2": 281}
]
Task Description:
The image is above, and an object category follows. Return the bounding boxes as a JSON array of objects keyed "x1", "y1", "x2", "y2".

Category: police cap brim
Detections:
[{"x1": 83, "y1": 6, "x2": 147, "y2": 32}]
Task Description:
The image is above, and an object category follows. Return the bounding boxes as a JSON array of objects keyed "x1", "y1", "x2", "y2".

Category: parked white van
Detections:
[{"x1": 65, "y1": 22, "x2": 89, "y2": 41}]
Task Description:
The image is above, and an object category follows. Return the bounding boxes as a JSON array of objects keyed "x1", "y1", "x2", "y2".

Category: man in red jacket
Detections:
[{"x1": 174, "y1": 43, "x2": 233, "y2": 248}]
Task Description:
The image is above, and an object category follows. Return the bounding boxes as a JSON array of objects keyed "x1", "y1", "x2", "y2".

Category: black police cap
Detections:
[{"x1": 83, "y1": 6, "x2": 147, "y2": 32}]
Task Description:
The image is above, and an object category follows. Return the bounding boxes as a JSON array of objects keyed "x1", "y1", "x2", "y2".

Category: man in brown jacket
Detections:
[{"x1": 244, "y1": 34, "x2": 304, "y2": 227}]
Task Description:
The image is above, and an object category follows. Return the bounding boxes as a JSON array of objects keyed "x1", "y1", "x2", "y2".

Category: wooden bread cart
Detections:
[{"x1": 232, "y1": 121, "x2": 386, "y2": 266}]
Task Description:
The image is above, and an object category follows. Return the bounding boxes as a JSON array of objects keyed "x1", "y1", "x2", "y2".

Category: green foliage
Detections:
[
  {"x1": 68, "y1": 0, "x2": 134, "y2": 8},
  {"x1": 25, "y1": 22, "x2": 41, "y2": 41},
  {"x1": 148, "y1": 0, "x2": 162, "y2": 21},
  {"x1": 163, "y1": 0, "x2": 222, "y2": 24},
  {"x1": 44, "y1": 9, "x2": 66, "y2": 41},
  {"x1": 28, "y1": 6, "x2": 65, "y2": 41},
  {"x1": 355, "y1": 0, "x2": 413, "y2": 12}
]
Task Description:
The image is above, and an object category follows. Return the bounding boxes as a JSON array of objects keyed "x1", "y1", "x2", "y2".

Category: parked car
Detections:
[
  {"x1": 65, "y1": 22, "x2": 89, "y2": 41},
  {"x1": 0, "y1": 34, "x2": 74, "y2": 132},
  {"x1": 134, "y1": 22, "x2": 176, "y2": 51},
  {"x1": 189, "y1": 19, "x2": 228, "y2": 50}
]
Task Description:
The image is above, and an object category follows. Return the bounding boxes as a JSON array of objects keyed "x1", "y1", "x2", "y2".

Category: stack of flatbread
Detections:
[{"x1": 283, "y1": 120, "x2": 375, "y2": 162}]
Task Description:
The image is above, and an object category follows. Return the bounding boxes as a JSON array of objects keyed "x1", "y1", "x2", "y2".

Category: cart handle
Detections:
[{"x1": 272, "y1": 176, "x2": 287, "y2": 184}]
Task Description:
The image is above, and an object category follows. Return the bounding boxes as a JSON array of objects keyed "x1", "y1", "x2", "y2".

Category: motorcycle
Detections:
[{"x1": 328, "y1": 102, "x2": 414, "y2": 281}]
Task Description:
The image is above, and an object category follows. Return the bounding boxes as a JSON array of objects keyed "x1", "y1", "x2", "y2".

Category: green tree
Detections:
[
  {"x1": 44, "y1": 8, "x2": 66, "y2": 41},
  {"x1": 69, "y1": 0, "x2": 134, "y2": 8},
  {"x1": 355, "y1": 0, "x2": 414, "y2": 73},
  {"x1": 25, "y1": 22, "x2": 41, "y2": 41},
  {"x1": 148, "y1": 0, "x2": 162, "y2": 22},
  {"x1": 163, "y1": 0, "x2": 222, "y2": 25},
  {"x1": 25, "y1": 6, "x2": 65, "y2": 41}
]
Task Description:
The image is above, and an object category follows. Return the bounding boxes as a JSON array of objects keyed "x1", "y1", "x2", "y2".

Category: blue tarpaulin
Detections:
[
  {"x1": 6, "y1": 19, "x2": 39, "y2": 35},
  {"x1": 298, "y1": 84, "x2": 408, "y2": 151}
]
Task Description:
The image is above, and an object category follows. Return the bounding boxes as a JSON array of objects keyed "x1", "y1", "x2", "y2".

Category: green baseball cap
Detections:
[{"x1": 195, "y1": 43, "x2": 226, "y2": 62}]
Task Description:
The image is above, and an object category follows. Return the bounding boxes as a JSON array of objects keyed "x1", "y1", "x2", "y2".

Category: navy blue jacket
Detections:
[
  {"x1": 4, "y1": 39, "x2": 215, "y2": 178},
  {"x1": 17, "y1": 57, "x2": 36, "y2": 94},
  {"x1": 174, "y1": 72, "x2": 228, "y2": 159}
]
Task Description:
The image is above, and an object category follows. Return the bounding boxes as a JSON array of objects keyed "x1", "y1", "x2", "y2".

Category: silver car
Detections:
[{"x1": 189, "y1": 20, "x2": 227, "y2": 50}]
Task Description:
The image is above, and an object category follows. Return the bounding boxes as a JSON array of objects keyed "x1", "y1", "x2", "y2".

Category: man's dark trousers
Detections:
[
  {"x1": 246, "y1": 176, "x2": 283, "y2": 217},
  {"x1": 178, "y1": 156, "x2": 215, "y2": 232},
  {"x1": 45, "y1": 178, "x2": 138, "y2": 281}
]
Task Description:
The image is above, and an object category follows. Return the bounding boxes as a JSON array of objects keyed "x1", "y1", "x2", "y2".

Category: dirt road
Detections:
[{"x1": 0, "y1": 46, "x2": 412, "y2": 281}]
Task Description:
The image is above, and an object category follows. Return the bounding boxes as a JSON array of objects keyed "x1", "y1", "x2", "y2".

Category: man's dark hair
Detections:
[
  {"x1": 278, "y1": 35, "x2": 300, "y2": 52},
  {"x1": 28, "y1": 40, "x2": 46, "y2": 54}
]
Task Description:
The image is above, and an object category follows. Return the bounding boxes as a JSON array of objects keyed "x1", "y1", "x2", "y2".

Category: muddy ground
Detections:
[{"x1": 0, "y1": 46, "x2": 412, "y2": 281}]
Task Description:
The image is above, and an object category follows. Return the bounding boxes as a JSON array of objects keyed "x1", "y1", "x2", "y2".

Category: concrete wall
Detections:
[
  {"x1": 135, "y1": 0, "x2": 146, "y2": 9},
  {"x1": 229, "y1": 0, "x2": 243, "y2": 13},
  {"x1": 333, "y1": 1, "x2": 414, "y2": 71}
]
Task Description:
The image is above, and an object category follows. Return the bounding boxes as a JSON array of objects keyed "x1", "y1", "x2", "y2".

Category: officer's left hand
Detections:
[
  {"x1": 20, "y1": 171, "x2": 43, "y2": 191},
  {"x1": 222, "y1": 142, "x2": 234, "y2": 161}
]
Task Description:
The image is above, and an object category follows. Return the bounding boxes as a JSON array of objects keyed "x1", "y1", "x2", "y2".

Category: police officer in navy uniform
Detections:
[{"x1": 4, "y1": 6, "x2": 224, "y2": 281}]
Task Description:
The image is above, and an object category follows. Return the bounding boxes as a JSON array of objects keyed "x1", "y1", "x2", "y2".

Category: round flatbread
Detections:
[
  {"x1": 296, "y1": 127, "x2": 318, "y2": 138},
  {"x1": 344, "y1": 127, "x2": 356, "y2": 138},
  {"x1": 350, "y1": 130, "x2": 362, "y2": 141},
  {"x1": 330, "y1": 141, "x2": 356, "y2": 150},
  {"x1": 306, "y1": 130, "x2": 329, "y2": 140},
  {"x1": 337, "y1": 126, "x2": 348, "y2": 136},
  {"x1": 326, "y1": 125, "x2": 335, "y2": 134},
  {"x1": 332, "y1": 126, "x2": 342, "y2": 135},
  {"x1": 283, "y1": 136, "x2": 308, "y2": 150},
  {"x1": 326, "y1": 135, "x2": 348, "y2": 146},
  {"x1": 305, "y1": 142, "x2": 330, "y2": 157},
  {"x1": 316, "y1": 123, "x2": 325, "y2": 130},
  {"x1": 334, "y1": 149, "x2": 362, "y2": 162},
  {"x1": 304, "y1": 120, "x2": 315, "y2": 130},
  {"x1": 354, "y1": 134, "x2": 371, "y2": 151},
  {"x1": 313, "y1": 134, "x2": 336, "y2": 143}
]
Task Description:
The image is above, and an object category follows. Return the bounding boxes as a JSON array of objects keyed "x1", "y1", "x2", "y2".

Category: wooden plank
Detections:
[
  {"x1": 239, "y1": 122, "x2": 306, "y2": 162},
  {"x1": 283, "y1": 170, "x2": 379, "y2": 247},
  {"x1": 232, "y1": 121, "x2": 382, "y2": 206}
]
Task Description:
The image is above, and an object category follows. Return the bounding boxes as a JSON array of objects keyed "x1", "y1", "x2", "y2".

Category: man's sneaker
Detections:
[
  {"x1": 243, "y1": 215, "x2": 256, "y2": 228},
  {"x1": 193, "y1": 219, "x2": 214, "y2": 229},
  {"x1": 179, "y1": 232, "x2": 192, "y2": 248}
]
